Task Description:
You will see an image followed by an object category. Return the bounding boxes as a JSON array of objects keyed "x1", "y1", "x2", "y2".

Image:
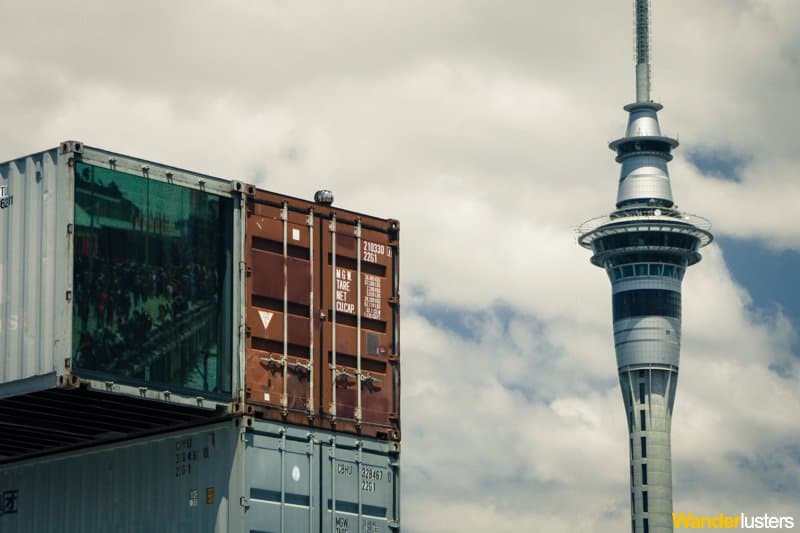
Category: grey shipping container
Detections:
[
  {"x1": 0, "y1": 417, "x2": 400, "y2": 532},
  {"x1": 0, "y1": 142, "x2": 249, "y2": 457}
]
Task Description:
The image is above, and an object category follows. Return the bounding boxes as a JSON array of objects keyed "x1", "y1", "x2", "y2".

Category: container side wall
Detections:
[
  {"x1": 0, "y1": 419, "x2": 243, "y2": 533},
  {"x1": 0, "y1": 149, "x2": 71, "y2": 393},
  {"x1": 0, "y1": 418, "x2": 401, "y2": 533}
]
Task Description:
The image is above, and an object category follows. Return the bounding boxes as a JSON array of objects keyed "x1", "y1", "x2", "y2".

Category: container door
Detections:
[
  {"x1": 321, "y1": 216, "x2": 400, "y2": 439},
  {"x1": 244, "y1": 428, "x2": 319, "y2": 533},
  {"x1": 320, "y1": 437, "x2": 400, "y2": 533},
  {"x1": 246, "y1": 201, "x2": 316, "y2": 420}
]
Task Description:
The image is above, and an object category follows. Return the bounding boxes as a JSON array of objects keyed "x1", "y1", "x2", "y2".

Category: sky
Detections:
[{"x1": 1, "y1": 1, "x2": 799, "y2": 531}]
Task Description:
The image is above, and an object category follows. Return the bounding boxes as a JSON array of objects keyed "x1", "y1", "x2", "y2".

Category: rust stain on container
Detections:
[{"x1": 245, "y1": 190, "x2": 400, "y2": 441}]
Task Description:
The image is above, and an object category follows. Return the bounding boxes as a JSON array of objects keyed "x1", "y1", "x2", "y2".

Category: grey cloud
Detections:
[{"x1": 1, "y1": 1, "x2": 798, "y2": 531}]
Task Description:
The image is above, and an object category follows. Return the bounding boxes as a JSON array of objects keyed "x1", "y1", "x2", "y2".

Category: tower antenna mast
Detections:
[{"x1": 635, "y1": 0, "x2": 651, "y2": 102}]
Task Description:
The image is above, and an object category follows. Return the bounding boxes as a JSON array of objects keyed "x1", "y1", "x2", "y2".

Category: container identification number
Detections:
[
  {"x1": 362, "y1": 241, "x2": 391, "y2": 263},
  {"x1": 174, "y1": 436, "x2": 212, "y2": 478},
  {"x1": 361, "y1": 467, "x2": 383, "y2": 493},
  {"x1": 0, "y1": 186, "x2": 12, "y2": 210}
]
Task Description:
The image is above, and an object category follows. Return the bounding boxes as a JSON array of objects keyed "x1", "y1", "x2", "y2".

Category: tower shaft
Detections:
[{"x1": 621, "y1": 367, "x2": 676, "y2": 532}]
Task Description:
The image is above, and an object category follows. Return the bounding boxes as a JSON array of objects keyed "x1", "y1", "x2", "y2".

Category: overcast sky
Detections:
[{"x1": 2, "y1": 1, "x2": 799, "y2": 531}]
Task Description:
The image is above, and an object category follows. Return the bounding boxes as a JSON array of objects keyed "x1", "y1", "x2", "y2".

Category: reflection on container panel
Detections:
[{"x1": 72, "y1": 162, "x2": 234, "y2": 395}]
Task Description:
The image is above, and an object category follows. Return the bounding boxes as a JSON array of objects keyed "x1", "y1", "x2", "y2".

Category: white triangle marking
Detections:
[{"x1": 258, "y1": 310, "x2": 274, "y2": 331}]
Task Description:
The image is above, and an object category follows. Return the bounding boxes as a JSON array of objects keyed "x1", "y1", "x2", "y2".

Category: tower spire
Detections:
[{"x1": 635, "y1": 0, "x2": 652, "y2": 102}]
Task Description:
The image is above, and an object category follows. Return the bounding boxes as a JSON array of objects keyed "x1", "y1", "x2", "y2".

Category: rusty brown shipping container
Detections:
[{"x1": 244, "y1": 189, "x2": 400, "y2": 441}]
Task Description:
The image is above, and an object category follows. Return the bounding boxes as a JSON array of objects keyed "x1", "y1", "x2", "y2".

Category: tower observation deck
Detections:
[{"x1": 578, "y1": 1, "x2": 712, "y2": 532}]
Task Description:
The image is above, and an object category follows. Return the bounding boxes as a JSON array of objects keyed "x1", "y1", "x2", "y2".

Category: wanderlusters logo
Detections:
[
  {"x1": 0, "y1": 185, "x2": 12, "y2": 209},
  {"x1": 673, "y1": 512, "x2": 795, "y2": 529}
]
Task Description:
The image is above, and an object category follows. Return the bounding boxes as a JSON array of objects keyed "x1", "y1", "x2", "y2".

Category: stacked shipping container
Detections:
[
  {"x1": 244, "y1": 191, "x2": 400, "y2": 440},
  {"x1": 0, "y1": 142, "x2": 400, "y2": 531},
  {"x1": 0, "y1": 418, "x2": 400, "y2": 532}
]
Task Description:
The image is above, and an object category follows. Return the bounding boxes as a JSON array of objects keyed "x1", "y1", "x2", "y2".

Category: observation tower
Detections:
[{"x1": 578, "y1": 1, "x2": 712, "y2": 532}]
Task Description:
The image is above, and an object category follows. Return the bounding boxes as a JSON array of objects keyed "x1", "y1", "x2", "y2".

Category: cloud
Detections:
[
  {"x1": 401, "y1": 247, "x2": 799, "y2": 531},
  {"x1": 0, "y1": 1, "x2": 798, "y2": 531}
]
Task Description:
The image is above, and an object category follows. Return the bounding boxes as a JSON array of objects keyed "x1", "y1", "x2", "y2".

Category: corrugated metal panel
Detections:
[
  {"x1": 245, "y1": 191, "x2": 400, "y2": 441},
  {"x1": 0, "y1": 147, "x2": 72, "y2": 390},
  {"x1": 0, "y1": 418, "x2": 400, "y2": 532}
]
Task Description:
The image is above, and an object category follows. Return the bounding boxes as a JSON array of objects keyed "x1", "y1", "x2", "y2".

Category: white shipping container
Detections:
[{"x1": 0, "y1": 142, "x2": 249, "y2": 459}]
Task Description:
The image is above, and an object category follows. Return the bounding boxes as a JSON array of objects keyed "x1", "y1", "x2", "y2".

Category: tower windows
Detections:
[
  {"x1": 607, "y1": 252, "x2": 688, "y2": 266},
  {"x1": 608, "y1": 262, "x2": 684, "y2": 280},
  {"x1": 642, "y1": 464, "x2": 648, "y2": 485},
  {"x1": 639, "y1": 383, "x2": 646, "y2": 404},
  {"x1": 613, "y1": 289, "x2": 681, "y2": 320},
  {"x1": 640, "y1": 410, "x2": 646, "y2": 431},
  {"x1": 644, "y1": 518, "x2": 649, "y2": 533},
  {"x1": 642, "y1": 491, "x2": 648, "y2": 512},
  {"x1": 594, "y1": 231, "x2": 699, "y2": 252},
  {"x1": 641, "y1": 437, "x2": 647, "y2": 458}
]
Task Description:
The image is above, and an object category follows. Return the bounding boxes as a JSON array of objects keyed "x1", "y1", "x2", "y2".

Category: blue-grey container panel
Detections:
[{"x1": 0, "y1": 418, "x2": 400, "y2": 532}]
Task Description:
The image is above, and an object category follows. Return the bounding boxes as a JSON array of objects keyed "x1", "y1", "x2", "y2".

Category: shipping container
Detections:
[
  {"x1": 244, "y1": 191, "x2": 400, "y2": 441},
  {"x1": 0, "y1": 417, "x2": 400, "y2": 533},
  {"x1": 0, "y1": 141, "x2": 401, "y2": 455},
  {"x1": 0, "y1": 142, "x2": 248, "y2": 455}
]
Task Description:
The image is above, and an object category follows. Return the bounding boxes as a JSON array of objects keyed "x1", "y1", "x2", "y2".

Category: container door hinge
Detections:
[
  {"x1": 388, "y1": 296, "x2": 399, "y2": 305},
  {"x1": 240, "y1": 497, "x2": 250, "y2": 508},
  {"x1": 388, "y1": 521, "x2": 400, "y2": 530}
]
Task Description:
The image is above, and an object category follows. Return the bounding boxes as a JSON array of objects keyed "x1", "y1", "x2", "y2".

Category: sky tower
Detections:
[{"x1": 578, "y1": 1, "x2": 712, "y2": 532}]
